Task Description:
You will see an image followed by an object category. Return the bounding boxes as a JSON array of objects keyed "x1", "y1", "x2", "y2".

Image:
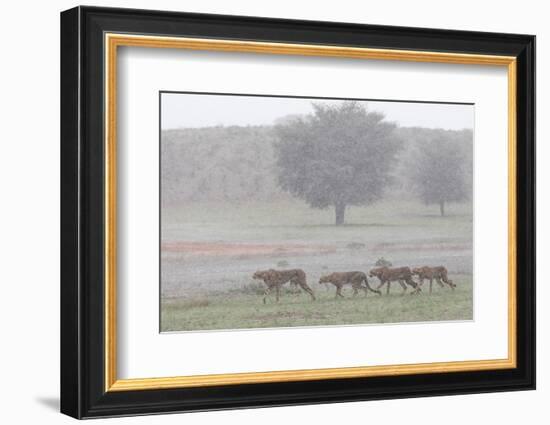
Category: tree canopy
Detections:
[
  {"x1": 274, "y1": 101, "x2": 402, "y2": 225},
  {"x1": 407, "y1": 129, "x2": 472, "y2": 216}
]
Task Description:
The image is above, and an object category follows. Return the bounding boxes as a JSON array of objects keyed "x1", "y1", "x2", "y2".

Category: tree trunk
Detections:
[
  {"x1": 439, "y1": 200, "x2": 445, "y2": 217},
  {"x1": 335, "y1": 202, "x2": 346, "y2": 225}
]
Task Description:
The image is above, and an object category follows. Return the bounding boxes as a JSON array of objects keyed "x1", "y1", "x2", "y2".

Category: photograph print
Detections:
[{"x1": 160, "y1": 92, "x2": 474, "y2": 332}]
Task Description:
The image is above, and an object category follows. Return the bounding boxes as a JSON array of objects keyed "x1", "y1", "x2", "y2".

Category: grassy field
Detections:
[
  {"x1": 160, "y1": 199, "x2": 473, "y2": 332},
  {"x1": 161, "y1": 275, "x2": 472, "y2": 332}
]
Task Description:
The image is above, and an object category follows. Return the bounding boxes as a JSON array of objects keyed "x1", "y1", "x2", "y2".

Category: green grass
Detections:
[
  {"x1": 161, "y1": 275, "x2": 472, "y2": 332},
  {"x1": 160, "y1": 199, "x2": 473, "y2": 331}
]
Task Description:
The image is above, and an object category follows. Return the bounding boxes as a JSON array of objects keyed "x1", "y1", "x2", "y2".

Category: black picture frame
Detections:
[{"x1": 61, "y1": 5, "x2": 535, "y2": 419}]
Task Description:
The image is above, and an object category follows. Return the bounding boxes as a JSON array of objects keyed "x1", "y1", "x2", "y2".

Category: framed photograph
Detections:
[{"x1": 60, "y1": 6, "x2": 535, "y2": 419}]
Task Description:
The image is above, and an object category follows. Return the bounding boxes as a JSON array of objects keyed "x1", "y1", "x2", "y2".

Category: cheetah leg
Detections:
[
  {"x1": 336, "y1": 286, "x2": 344, "y2": 298},
  {"x1": 407, "y1": 278, "x2": 421, "y2": 294},
  {"x1": 263, "y1": 286, "x2": 271, "y2": 304},
  {"x1": 398, "y1": 280, "x2": 408, "y2": 293},
  {"x1": 386, "y1": 281, "x2": 391, "y2": 295},
  {"x1": 275, "y1": 285, "x2": 280, "y2": 302},
  {"x1": 289, "y1": 280, "x2": 299, "y2": 294},
  {"x1": 360, "y1": 284, "x2": 369, "y2": 297},
  {"x1": 441, "y1": 277, "x2": 454, "y2": 289},
  {"x1": 298, "y1": 281, "x2": 316, "y2": 301}
]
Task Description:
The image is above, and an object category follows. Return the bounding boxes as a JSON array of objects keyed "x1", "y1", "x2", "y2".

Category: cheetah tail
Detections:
[{"x1": 364, "y1": 276, "x2": 382, "y2": 295}]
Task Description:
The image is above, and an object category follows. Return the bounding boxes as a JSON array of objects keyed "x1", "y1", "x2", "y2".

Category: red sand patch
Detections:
[
  {"x1": 162, "y1": 241, "x2": 336, "y2": 257},
  {"x1": 374, "y1": 242, "x2": 471, "y2": 252}
]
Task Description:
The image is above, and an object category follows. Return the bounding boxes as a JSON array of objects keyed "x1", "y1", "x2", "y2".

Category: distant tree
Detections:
[
  {"x1": 408, "y1": 132, "x2": 471, "y2": 216},
  {"x1": 274, "y1": 101, "x2": 401, "y2": 225}
]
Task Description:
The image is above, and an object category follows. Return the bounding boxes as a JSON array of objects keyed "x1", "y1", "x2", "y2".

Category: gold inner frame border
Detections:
[{"x1": 104, "y1": 33, "x2": 517, "y2": 392}]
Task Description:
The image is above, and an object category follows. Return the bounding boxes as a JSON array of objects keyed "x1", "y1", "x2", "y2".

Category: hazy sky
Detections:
[{"x1": 161, "y1": 92, "x2": 474, "y2": 131}]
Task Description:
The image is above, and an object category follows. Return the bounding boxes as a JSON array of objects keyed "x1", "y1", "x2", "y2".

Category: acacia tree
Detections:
[
  {"x1": 408, "y1": 131, "x2": 472, "y2": 216},
  {"x1": 274, "y1": 101, "x2": 401, "y2": 225}
]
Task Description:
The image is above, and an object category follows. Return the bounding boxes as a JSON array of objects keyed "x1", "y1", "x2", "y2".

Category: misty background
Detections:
[
  {"x1": 160, "y1": 93, "x2": 473, "y2": 213},
  {"x1": 161, "y1": 93, "x2": 473, "y2": 130}
]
